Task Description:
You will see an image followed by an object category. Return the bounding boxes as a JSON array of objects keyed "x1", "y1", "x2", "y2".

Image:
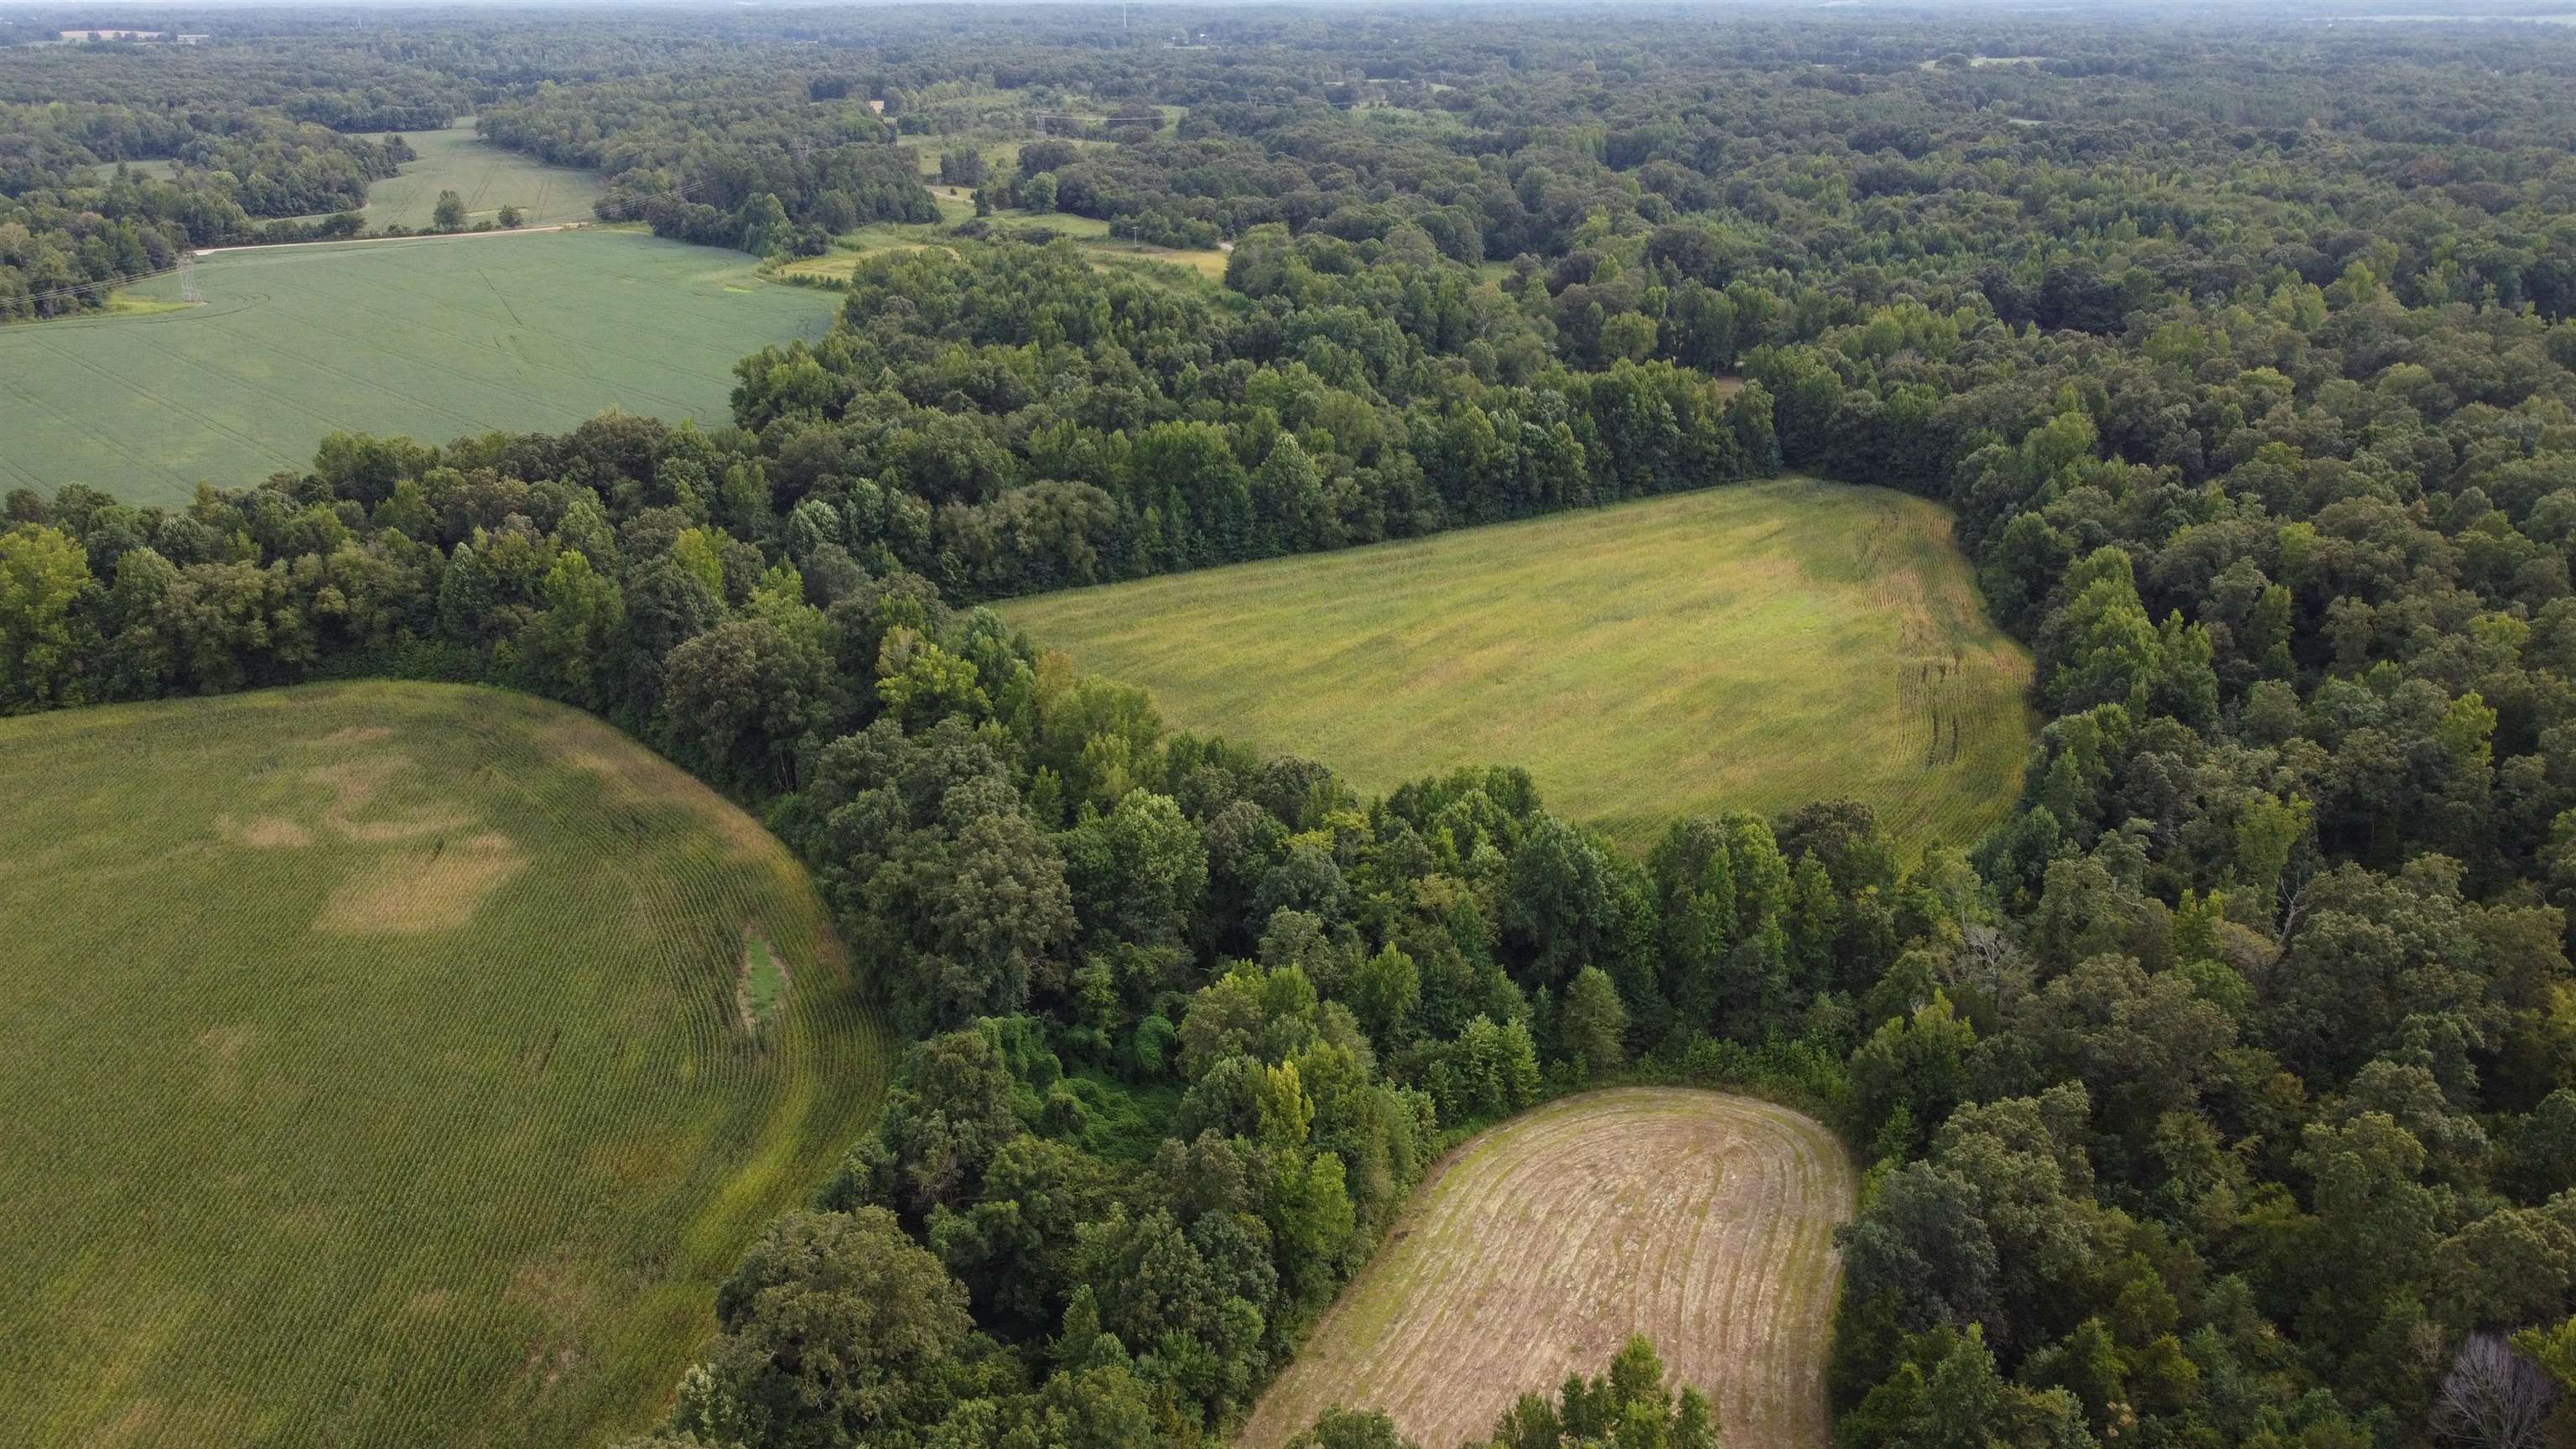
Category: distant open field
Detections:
[
  {"x1": 0, "y1": 682, "x2": 893, "y2": 1449},
  {"x1": 1238, "y1": 1089, "x2": 1856, "y2": 1449},
  {"x1": 1000, "y1": 479, "x2": 2034, "y2": 855},
  {"x1": 99, "y1": 128, "x2": 600, "y2": 231},
  {"x1": 774, "y1": 195, "x2": 1229, "y2": 286},
  {"x1": 0, "y1": 230, "x2": 839, "y2": 506},
  {"x1": 360, "y1": 125, "x2": 605, "y2": 230}
]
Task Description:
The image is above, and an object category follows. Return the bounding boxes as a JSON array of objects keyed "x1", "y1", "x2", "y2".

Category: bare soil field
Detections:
[{"x1": 1237, "y1": 1088, "x2": 1856, "y2": 1449}]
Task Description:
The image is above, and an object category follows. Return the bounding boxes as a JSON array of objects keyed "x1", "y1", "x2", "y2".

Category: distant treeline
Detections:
[{"x1": 8, "y1": 7, "x2": 2576, "y2": 1448}]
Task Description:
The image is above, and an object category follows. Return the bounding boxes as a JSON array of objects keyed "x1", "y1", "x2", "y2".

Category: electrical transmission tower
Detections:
[{"x1": 179, "y1": 250, "x2": 201, "y2": 304}]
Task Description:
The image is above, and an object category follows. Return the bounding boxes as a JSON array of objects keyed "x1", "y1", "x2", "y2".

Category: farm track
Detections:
[
  {"x1": 1238, "y1": 1088, "x2": 1857, "y2": 1449},
  {"x1": 0, "y1": 683, "x2": 893, "y2": 1448}
]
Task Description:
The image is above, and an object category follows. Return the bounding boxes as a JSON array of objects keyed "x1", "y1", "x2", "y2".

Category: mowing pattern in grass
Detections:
[
  {"x1": 1238, "y1": 1089, "x2": 1857, "y2": 1449},
  {"x1": 0, "y1": 682, "x2": 893, "y2": 1449},
  {"x1": 999, "y1": 478, "x2": 2034, "y2": 855},
  {"x1": 0, "y1": 230, "x2": 839, "y2": 506},
  {"x1": 359, "y1": 125, "x2": 606, "y2": 231}
]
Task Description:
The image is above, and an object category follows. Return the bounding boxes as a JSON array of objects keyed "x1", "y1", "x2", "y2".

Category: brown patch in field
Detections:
[
  {"x1": 86, "y1": 1383, "x2": 250, "y2": 1448},
  {"x1": 196, "y1": 1023, "x2": 258, "y2": 1100},
  {"x1": 586, "y1": 1134, "x2": 686, "y2": 1188},
  {"x1": 96, "y1": 1400, "x2": 171, "y2": 1449},
  {"x1": 197, "y1": 1023, "x2": 257, "y2": 1082},
  {"x1": 222, "y1": 814, "x2": 314, "y2": 849},
  {"x1": 314, "y1": 832, "x2": 524, "y2": 933},
  {"x1": 402, "y1": 1287, "x2": 458, "y2": 1318},
  {"x1": 317, "y1": 724, "x2": 393, "y2": 745},
  {"x1": 539, "y1": 713, "x2": 771, "y2": 861},
  {"x1": 304, "y1": 756, "x2": 473, "y2": 842},
  {"x1": 1237, "y1": 1088, "x2": 1857, "y2": 1449},
  {"x1": 504, "y1": 1257, "x2": 595, "y2": 1389}
]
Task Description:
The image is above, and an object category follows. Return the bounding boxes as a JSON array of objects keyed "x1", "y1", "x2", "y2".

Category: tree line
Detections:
[{"x1": 9, "y1": 6, "x2": 2576, "y2": 1447}]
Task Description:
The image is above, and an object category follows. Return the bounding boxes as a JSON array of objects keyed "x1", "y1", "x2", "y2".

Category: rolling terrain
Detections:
[
  {"x1": 1000, "y1": 478, "x2": 2034, "y2": 854},
  {"x1": 0, "y1": 682, "x2": 893, "y2": 1449},
  {"x1": 1239, "y1": 1089, "x2": 1857, "y2": 1449},
  {"x1": 0, "y1": 231, "x2": 838, "y2": 506}
]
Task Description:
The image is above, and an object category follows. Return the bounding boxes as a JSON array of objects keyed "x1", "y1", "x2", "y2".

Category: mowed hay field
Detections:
[
  {"x1": 356, "y1": 125, "x2": 606, "y2": 231},
  {"x1": 0, "y1": 682, "x2": 893, "y2": 1449},
  {"x1": 1238, "y1": 1089, "x2": 1857, "y2": 1449},
  {"x1": 1000, "y1": 479, "x2": 2034, "y2": 855},
  {"x1": 772, "y1": 198, "x2": 1231, "y2": 287},
  {"x1": 0, "y1": 230, "x2": 839, "y2": 507}
]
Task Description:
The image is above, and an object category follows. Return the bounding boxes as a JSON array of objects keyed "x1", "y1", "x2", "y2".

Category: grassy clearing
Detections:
[
  {"x1": 1238, "y1": 1088, "x2": 1857, "y2": 1449},
  {"x1": 999, "y1": 478, "x2": 2033, "y2": 857},
  {"x1": 777, "y1": 192, "x2": 1226, "y2": 288},
  {"x1": 0, "y1": 230, "x2": 839, "y2": 506},
  {"x1": 359, "y1": 125, "x2": 605, "y2": 231},
  {"x1": 91, "y1": 156, "x2": 179, "y2": 182},
  {"x1": 0, "y1": 681, "x2": 893, "y2": 1449}
]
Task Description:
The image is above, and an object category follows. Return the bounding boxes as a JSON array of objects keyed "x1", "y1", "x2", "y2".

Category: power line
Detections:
[{"x1": 13, "y1": 259, "x2": 179, "y2": 310}]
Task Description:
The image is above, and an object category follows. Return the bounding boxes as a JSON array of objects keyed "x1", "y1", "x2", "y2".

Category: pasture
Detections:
[
  {"x1": 1237, "y1": 1088, "x2": 1857, "y2": 1449},
  {"x1": 361, "y1": 125, "x2": 605, "y2": 231},
  {"x1": 999, "y1": 479, "x2": 2034, "y2": 856},
  {"x1": 0, "y1": 230, "x2": 839, "y2": 506},
  {"x1": 0, "y1": 682, "x2": 893, "y2": 1449},
  {"x1": 774, "y1": 195, "x2": 1229, "y2": 287}
]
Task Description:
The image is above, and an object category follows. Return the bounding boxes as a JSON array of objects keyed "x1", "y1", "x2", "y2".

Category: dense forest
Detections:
[{"x1": 11, "y1": 4, "x2": 2576, "y2": 1448}]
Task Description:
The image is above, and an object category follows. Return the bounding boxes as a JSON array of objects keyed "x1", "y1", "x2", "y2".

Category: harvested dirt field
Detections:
[{"x1": 1238, "y1": 1088, "x2": 1856, "y2": 1449}]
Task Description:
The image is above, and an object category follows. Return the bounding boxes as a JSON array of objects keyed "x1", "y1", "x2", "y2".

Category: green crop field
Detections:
[
  {"x1": 357, "y1": 125, "x2": 605, "y2": 231},
  {"x1": 1000, "y1": 479, "x2": 2034, "y2": 855},
  {"x1": 0, "y1": 682, "x2": 893, "y2": 1449},
  {"x1": 0, "y1": 230, "x2": 839, "y2": 507}
]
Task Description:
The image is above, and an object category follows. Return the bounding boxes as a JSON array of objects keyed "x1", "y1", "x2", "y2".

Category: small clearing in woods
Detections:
[
  {"x1": 1001, "y1": 477, "x2": 2033, "y2": 856},
  {"x1": 1236, "y1": 1088, "x2": 1857, "y2": 1449}
]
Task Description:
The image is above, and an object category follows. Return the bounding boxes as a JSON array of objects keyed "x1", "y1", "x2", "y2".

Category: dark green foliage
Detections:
[
  {"x1": 13, "y1": 10, "x2": 2576, "y2": 1449},
  {"x1": 1323, "y1": 1335, "x2": 1723, "y2": 1449}
]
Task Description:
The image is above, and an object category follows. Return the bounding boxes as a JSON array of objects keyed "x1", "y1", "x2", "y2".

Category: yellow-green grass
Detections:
[
  {"x1": 360, "y1": 126, "x2": 605, "y2": 231},
  {"x1": 2, "y1": 230, "x2": 839, "y2": 506},
  {"x1": 91, "y1": 157, "x2": 179, "y2": 182},
  {"x1": 1082, "y1": 236, "x2": 1230, "y2": 280},
  {"x1": 896, "y1": 138, "x2": 1028, "y2": 179},
  {"x1": 0, "y1": 682, "x2": 894, "y2": 1449},
  {"x1": 779, "y1": 205, "x2": 1225, "y2": 287},
  {"x1": 1238, "y1": 1089, "x2": 1857, "y2": 1449},
  {"x1": 999, "y1": 478, "x2": 2033, "y2": 856}
]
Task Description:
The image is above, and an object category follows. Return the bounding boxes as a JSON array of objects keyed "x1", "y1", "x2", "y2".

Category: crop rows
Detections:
[
  {"x1": 1238, "y1": 1088, "x2": 1858, "y2": 1449},
  {"x1": 0, "y1": 683, "x2": 892, "y2": 1448}
]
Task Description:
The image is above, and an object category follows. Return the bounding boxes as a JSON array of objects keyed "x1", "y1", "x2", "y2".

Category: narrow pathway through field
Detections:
[
  {"x1": 193, "y1": 222, "x2": 587, "y2": 255},
  {"x1": 1238, "y1": 1088, "x2": 1857, "y2": 1449}
]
